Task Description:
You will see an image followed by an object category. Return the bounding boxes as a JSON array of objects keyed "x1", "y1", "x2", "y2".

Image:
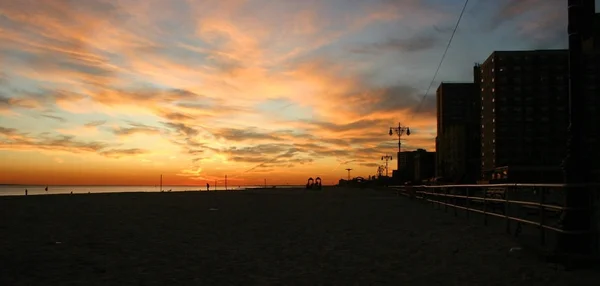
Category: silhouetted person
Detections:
[
  {"x1": 25, "y1": 189, "x2": 27, "y2": 196},
  {"x1": 206, "y1": 183, "x2": 210, "y2": 191},
  {"x1": 45, "y1": 186, "x2": 48, "y2": 194}
]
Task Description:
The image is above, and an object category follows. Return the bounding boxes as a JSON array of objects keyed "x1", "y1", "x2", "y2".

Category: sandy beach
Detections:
[{"x1": 1, "y1": 187, "x2": 599, "y2": 285}]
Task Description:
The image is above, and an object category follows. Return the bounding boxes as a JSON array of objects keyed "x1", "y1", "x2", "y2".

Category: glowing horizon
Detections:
[{"x1": 0, "y1": 0, "x2": 570, "y2": 185}]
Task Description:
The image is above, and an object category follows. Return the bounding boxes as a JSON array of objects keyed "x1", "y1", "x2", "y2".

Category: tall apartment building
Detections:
[
  {"x1": 478, "y1": 50, "x2": 570, "y2": 181},
  {"x1": 397, "y1": 149, "x2": 435, "y2": 183},
  {"x1": 582, "y1": 12, "x2": 600, "y2": 179},
  {"x1": 436, "y1": 82, "x2": 480, "y2": 182}
]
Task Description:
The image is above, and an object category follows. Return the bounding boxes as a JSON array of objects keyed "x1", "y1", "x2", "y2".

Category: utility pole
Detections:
[
  {"x1": 381, "y1": 154, "x2": 393, "y2": 177},
  {"x1": 389, "y1": 122, "x2": 410, "y2": 171},
  {"x1": 558, "y1": 0, "x2": 594, "y2": 256},
  {"x1": 345, "y1": 168, "x2": 353, "y2": 181},
  {"x1": 225, "y1": 175, "x2": 228, "y2": 191}
]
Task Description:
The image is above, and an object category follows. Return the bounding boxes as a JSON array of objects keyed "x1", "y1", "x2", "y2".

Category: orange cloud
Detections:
[{"x1": 0, "y1": 0, "x2": 461, "y2": 185}]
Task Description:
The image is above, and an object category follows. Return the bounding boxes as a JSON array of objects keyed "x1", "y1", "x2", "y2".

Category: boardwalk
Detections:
[{"x1": 1, "y1": 188, "x2": 599, "y2": 285}]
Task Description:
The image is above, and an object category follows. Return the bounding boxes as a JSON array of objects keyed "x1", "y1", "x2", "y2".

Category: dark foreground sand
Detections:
[{"x1": 1, "y1": 187, "x2": 599, "y2": 285}]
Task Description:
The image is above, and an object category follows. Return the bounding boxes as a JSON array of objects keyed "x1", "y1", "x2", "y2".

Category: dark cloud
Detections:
[
  {"x1": 365, "y1": 85, "x2": 436, "y2": 116},
  {"x1": 113, "y1": 123, "x2": 162, "y2": 136},
  {"x1": 0, "y1": 126, "x2": 148, "y2": 158},
  {"x1": 42, "y1": 114, "x2": 66, "y2": 122},
  {"x1": 85, "y1": 120, "x2": 106, "y2": 127},
  {"x1": 351, "y1": 35, "x2": 438, "y2": 54},
  {"x1": 0, "y1": 72, "x2": 7, "y2": 85},
  {"x1": 217, "y1": 128, "x2": 284, "y2": 142},
  {"x1": 100, "y1": 148, "x2": 147, "y2": 158},
  {"x1": 94, "y1": 88, "x2": 202, "y2": 106},
  {"x1": 206, "y1": 54, "x2": 245, "y2": 76},
  {"x1": 219, "y1": 144, "x2": 314, "y2": 173},
  {"x1": 226, "y1": 144, "x2": 291, "y2": 159},
  {"x1": 0, "y1": 126, "x2": 19, "y2": 136},
  {"x1": 303, "y1": 118, "x2": 388, "y2": 133},
  {"x1": 360, "y1": 163, "x2": 380, "y2": 168},
  {"x1": 162, "y1": 122, "x2": 199, "y2": 137},
  {"x1": 162, "y1": 112, "x2": 194, "y2": 121},
  {"x1": 0, "y1": 94, "x2": 40, "y2": 110},
  {"x1": 0, "y1": 0, "x2": 127, "y2": 86}
]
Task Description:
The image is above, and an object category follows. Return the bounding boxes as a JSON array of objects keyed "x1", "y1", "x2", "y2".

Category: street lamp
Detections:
[
  {"x1": 381, "y1": 154, "x2": 393, "y2": 177},
  {"x1": 389, "y1": 122, "x2": 410, "y2": 154}
]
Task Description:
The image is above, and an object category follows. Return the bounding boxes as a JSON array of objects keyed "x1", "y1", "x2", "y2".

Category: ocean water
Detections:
[{"x1": 0, "y1": 185, "x2": 304, "y2": 196}]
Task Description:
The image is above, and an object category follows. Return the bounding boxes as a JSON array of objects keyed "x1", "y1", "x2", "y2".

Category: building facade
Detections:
[
  {"x1": 478, "y1": 50, "x2": 570, "y2": 181},
  {"x1": 414, "y1": 149, "x2": 435, "y2": 183},
  {"x1": 397, "y1": 149, "x2": 436, "y2": 183},
  {"x1": 435, "y1": 82, "x2": 480, "y2": 182}
]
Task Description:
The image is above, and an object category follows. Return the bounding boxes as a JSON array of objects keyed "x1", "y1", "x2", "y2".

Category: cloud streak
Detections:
[{"x1": 0, "y1": 0, "x2": 568, "y2": 184}]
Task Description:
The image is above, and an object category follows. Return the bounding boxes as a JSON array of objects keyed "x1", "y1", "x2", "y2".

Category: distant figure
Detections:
[
  {"x1": 70, "y1": 191, "x2": 73, "y2": 195},
  {"x1": 25, "y1": 189, "x2": 28, "y2": 196},
  {"x1": 206, "y1": 183, "x2": 210, "y2": 191},
  {"x1": 45, "y1": 186, "x2": 48, "y2": 194}
]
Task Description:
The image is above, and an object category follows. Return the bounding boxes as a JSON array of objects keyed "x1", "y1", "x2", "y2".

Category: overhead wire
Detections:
[{"x1": 409, "y1": 0, "x2": 470, "y2": 123}]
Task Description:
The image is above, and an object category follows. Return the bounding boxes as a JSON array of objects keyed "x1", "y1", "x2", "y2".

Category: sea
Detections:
[{"x1": 0, "y1": 185, "x2": 304, "y2": 196}]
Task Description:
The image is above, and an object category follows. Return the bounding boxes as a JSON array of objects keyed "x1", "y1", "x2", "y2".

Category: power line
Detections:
[{"x1": 410, "y1": 0, "x2": 470, "y2": 121}]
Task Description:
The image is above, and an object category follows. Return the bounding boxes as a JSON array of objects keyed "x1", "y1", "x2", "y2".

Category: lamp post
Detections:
[
  {"x1": 389, "y1": 122, "x2": 411, "y2": 153},
  {"x1": 381, "y1": 154, "x2": 393, "y2": 177},
  {"x1": 389, "y1": 122, "x2": 410, "y2": 172}
]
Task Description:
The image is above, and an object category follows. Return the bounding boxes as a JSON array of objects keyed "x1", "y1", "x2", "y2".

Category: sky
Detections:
[{"x1": 0, "y1": 0, "x2": 583, "y2": 186}]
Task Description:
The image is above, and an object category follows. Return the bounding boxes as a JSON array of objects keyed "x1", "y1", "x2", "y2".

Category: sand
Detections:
[{"x1": 1, "y1": 187, "x2": 599, "y2": 285}]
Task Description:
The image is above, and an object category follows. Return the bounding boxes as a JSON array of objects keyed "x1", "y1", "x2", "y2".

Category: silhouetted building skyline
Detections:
[
  {"x1": 395, "y1": 149, "x2": 435, "y2": 183},
  {"x1": 414, "y1": 150, "x2": 435, "y2": 183},
  {"x1": 478, "y1": 49, "x2": 569, "y2": 181},
  {"x1": 435, "y1": 82, "x2": 480, "y2": 183}
]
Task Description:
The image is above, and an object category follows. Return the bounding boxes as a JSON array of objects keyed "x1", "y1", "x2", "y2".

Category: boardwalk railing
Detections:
[{"x1": 389, "y1": 184, "x2": 600, "y2": 257}]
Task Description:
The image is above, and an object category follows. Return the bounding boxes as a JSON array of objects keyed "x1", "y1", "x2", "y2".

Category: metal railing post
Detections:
[
  {"x1": 538, "y1": 186, "x2": 546, "y2": 246},
  {"x1": 483, "y1": 186, "x2": 488, "y2": 226},
  {"x1": 505, "y1": 186, "x2": 510, "y2": 234},
  {"x1": 454, "y1": 187, "x2": 458, "y2": 217},
  {"x1": 466, "y1": 187, "x2": 470, "y2": 219},
  {"x1": 444, "y1": 187, "x2": 448, "y2": 213}
]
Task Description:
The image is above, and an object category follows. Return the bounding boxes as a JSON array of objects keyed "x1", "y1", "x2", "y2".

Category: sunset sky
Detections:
[{"x1": 0, "y1": 0, "x2": 578, "y2": 186}]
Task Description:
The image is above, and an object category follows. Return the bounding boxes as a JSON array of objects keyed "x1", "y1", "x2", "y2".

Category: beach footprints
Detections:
[{"x1": 306, "y1": 177, "x2": 323, "y2": 190}]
